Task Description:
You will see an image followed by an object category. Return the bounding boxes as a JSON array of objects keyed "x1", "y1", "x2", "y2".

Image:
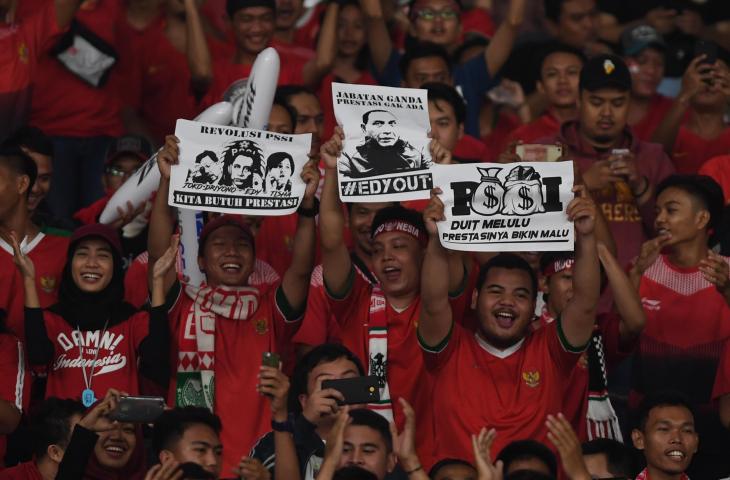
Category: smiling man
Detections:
[{"x1": 631, "y1": 391, "x2": 699, "y2": 480}]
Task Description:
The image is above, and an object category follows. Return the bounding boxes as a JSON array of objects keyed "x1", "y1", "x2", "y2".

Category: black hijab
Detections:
[{"x1": 49, "y1": 231, "x2": 136, "y2": 330}]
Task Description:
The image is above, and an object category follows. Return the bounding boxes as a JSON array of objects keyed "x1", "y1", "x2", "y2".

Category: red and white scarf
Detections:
[
  {"x1": 367, "y1": 286, "x2": 392, "y2": 421},
  {"x1": 635, "y1": 468, "x2": 689, "y2": 480},
  {"x1": 175, "y1": 283, "x2": 261, "y2": 410}
]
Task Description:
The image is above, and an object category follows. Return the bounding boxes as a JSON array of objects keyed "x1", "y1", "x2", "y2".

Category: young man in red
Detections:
[
  {"x1": 506, "y1": 43, "x2": 584, "y2": 146},
  {"x1": 149, "y1": 135, "x2": 319, "y2": 473},
  {"x1": 549, "y1": 54, "x2": 675, "y2": 270},
  {"x1": 318, "y1": 129, "x2": 466, "y2": 468},
  {"x1": 0, "y1": 0, "x2": 81, "y2": 140},
  {"x1": 0, "y1": 143, "x2": 68, "y2": 340},
  {"x1": 417, "y1": 184, "x2": 601, "y2": 461},
  {"x1": 621, "y1": 25, "x2": 673, "y2": 142}
]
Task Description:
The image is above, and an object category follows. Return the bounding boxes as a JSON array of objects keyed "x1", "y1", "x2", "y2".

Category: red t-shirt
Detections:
[
  {"x1": 482, "y1": 110, "x2": 522, "y2": 161},
  {"x1": 422, "y1": 320, "x2": 582, "y2": 461},
  {"x1": 461, "y1": 8, "x2": 495, "y2": 38},
  {"x1": 505, "y1": 112, "x2": 561, "y2": 147},
  {"x1": 0, "y1": 2, "x2": 61, "y2": 140},
  {"x1": 0, "y1": 233, "x2": 69, "y2": 340},
  {"x1": 166, "y1": 281, "x2": 299, "y2": 474},
  {"x1": 699, "y1": 155, "x2": 730, "y2": 206},
  {"x1": 41, "y1": 309, "x2": 149, "y2": 399},
  {"x1": 0, "y1": 461, "x2": 43, "y2": 480},
  {"x1": 672, "y1": 126, "x2": 730, "y2": 175},
  {"x1": 28, "y1": 0, "x2": 127, "y2": 137},
  {"x1": 454, "y1": 134, "x2": 488, "y2": 163},
  {"x1": 0, "y1": 334, "x2": 31, "y2": 466},
  {"x1": 631, "y1": 94, "x2": 673, "y2": 142}
]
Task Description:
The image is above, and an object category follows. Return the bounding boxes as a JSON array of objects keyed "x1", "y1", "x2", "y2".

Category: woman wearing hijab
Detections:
[{"x1": 12, "y1": 223, "x2": 178, "y2": 405}]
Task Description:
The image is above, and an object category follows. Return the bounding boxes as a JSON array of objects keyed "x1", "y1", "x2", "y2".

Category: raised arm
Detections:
[
  {"x1": 148, "y1": 136, "x2": 180, "y2": 296},
  {"x1": 301, "y1": 2, "x2": 338, "y2": 88},
  {"x1": 484, "y1": 0, "x2": 525, "y2": 77},
  {"x1": 560, "y1": 185, "x2": 600, "y2": 348},
  {"x1": 55, "y1": 0, "x2": 83, "y2": 29},
  {"x1": 418, "y1": 189, "x2": 453, "y2": 347},
  {"x1": 360, "y1": 0, "x2": 393, "y2": 74},
  {"x1": 280, "y1": 161, "x2": 320, "y2": 311},
  {"x1": 597, "y1": 243, "x2": 645, "y2": 343},
  {"x1": 320, "y1": 128, "x2": 354, "y2": 296},
  {"x1": 10, "y1": 232, "x2": 40, "y2": 309},
  {"x1": 184, "y1": 0, "x2": 213, "y2": 98}
]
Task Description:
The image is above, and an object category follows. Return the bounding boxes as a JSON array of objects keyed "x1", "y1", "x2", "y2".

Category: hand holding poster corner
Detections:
[
  {"x1": 432, "y1": 162, "x2": 575, "y2": 252},
  {"x1": 332, "y1": 82, "x2": 433, "y2": 202},
  {"x1": 169, "y1": 119, "x2": 312, "y2": 215}
]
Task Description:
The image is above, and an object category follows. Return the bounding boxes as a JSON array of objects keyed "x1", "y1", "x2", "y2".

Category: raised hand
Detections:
[
  {"x1": 300, "y1": 159, "x2": 321, "y2": 201},
  {"x1": 320, "y1": 127, "x2": 344, "y2": 170},
  {"x1": 567, "y1": 185, "x2": 596, "y2": 236},
  {"x1": 234, "y1": 457, "x2": 270, "y2": 480},
  {"x1": 423, "y1": 188, "x2": 445, "y2": 236},
  {"x1": 632, "y1": 234, "x2": 671, "y2": 276},
  {"x1": 153, "y1": 234, "x2": 180, "y2": 281},
  {"x1": 389, "y1": 398, "x2": 421, "y2": 473},
  {"x1": 111, "y1": 200, "x2": 147, "y2": 230},
  {"x1": 429, "y1": 139, "x2": 452, "y2": 165},
  {"x1": 78, "y1": 388, "x2": 124, "y2": 433},
  {"x1": 158, "y1": 135, "x2": 180, "y2": 180},
  {"x1": 582, "y1": 160, "x2": 622, "y2": 191},
  {"x1": 9, "y1": 231, "x2": 35, "y2": 280},
  {"x1": 472, "y1": 427, "x2": 502, "y2": 480},
  {"x1": 257, "y1": 365, "x2": 290, "y2": 421},
  {"x1": 301, "y1": 386, "x2": 344, "y2": 425},
  {"x1": 546, "y1": 414, "x2": 591, "y2": 480},
  {"x1": 699, "y1": 250, "x2": 730, "y2": 298},
  {"x1": 144, "y1": 458, "x2": 183, "y2": 480}
]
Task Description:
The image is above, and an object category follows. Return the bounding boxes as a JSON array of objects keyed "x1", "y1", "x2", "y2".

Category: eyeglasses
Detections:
[
  {"x1": 413, "y1": 8, "x2": 459, "y2": 21},
  {"x1": 105, "y1": 166, "x2": 136, "y2": 178}
]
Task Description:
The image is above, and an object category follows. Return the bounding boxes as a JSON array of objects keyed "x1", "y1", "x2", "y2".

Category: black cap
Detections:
[
  {"x1": 226, "y1": 0, "x2": 276, "y2": 17},
  {"x1": 579, "y1": 54, "x2": 632, "y2": 92},
  {"x1": 621, "y1": 24, "x2": 666, "y2": 56},
  {"x1": 105, "y1": 135, "x2": 153, "y2": 164}
]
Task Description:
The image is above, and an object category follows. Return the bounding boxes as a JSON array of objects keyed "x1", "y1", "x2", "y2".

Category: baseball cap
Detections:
[
  {"x1": 371, "y1": 205, "x2": 427, "y2": 247},
  {"x1": 226, "y1": 0, "x2": 276, "y2": 17},
  {"x1": 579, "y1": 54, "x2": 632, "y2": 92},
  {"x1": 621, "y1": 24, "x2": 666, "y2": 57},
  {"x1": 70, "y1": 223, "x2": 123, "y2": 258},
  {"x1": 198, "y1": 215, "x2": 255, "y2": 254},
  {"x1": 540, "y1": 251, "x2": 575, "y2": 277},
  {"x1": 105, "y1": 135, "x2": 153, "y2": 165}
]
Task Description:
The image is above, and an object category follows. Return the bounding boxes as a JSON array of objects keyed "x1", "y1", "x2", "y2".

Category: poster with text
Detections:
[
  {"x1": 432, "y1": 162, "x2": 575, "y2": 252},
  {"x1": 169, "y1": 119, "x2": 312, "y2": 215},
  {"x1": 333, "y1": 82, "x2": 433, "y2": 202}
]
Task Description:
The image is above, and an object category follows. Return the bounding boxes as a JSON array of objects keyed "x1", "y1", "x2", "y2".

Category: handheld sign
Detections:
[
  {"x1": 332, "y1": 82, "x2": 433, "y2": 202},
  {"x1": 432, "y1": 162, "x2": 575, "y2": 252}
]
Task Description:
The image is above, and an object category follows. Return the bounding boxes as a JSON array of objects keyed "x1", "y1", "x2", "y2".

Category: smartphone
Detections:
[
  {"x1": 262, "y1": 352, "x2": 280, "y2": 368},
  {"x1": 108, "y1": 396, "x2": 165, "y2": 423},
  {"x1": 515, "y1": 144, "x2": 563, "y2": 162},
  {"x1": 178, "y1": 462, "x2": 216, "y2": 479},
  {"x1": 321, "y1": 376, "x2": 381, "y2": 405},
  {"x1": 694, "y1": 40, "x2": 718, "y2": 65}
]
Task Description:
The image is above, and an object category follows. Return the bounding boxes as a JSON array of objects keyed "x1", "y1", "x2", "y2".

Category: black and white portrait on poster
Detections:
[
  {"x1": 168, "y1": 119, "x2": 311, "y2": 215},
  {"x1": 332, "y1": 82, "x2": 433, "y2": 202},
  {"x1": 431, "y1": 162, "x2": 575, "y2": 252}
]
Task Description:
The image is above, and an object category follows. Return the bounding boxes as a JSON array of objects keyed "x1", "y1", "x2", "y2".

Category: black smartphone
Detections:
[
  {"x1": 262, "y1": 352, "x2": 280, "y2": 368},
  {"x1": 321, "y1": 376, "x2": 381, "y2": 405},
  {"x1": 694, "y1": 40, "x2": 718, "y2": 65},
  {"x1": 178, "y1": 462, "x2": 216, "y2": 479},
  {"x1": 108, "y1": 396, "x2": 165, "y2": 423}
]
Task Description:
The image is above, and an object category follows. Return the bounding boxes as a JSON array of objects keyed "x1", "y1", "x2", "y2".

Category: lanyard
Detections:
[{"x1": 76, "y1": 319, "x2": 109, "y2": 407}]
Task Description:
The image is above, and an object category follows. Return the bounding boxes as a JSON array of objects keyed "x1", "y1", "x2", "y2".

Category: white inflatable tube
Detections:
[
  {"x1": 180, "y1": 48, "x2": 281, "y2": 286},
  {"x1": 99, "y1": 101, "x2": 234, "y2": 225}
]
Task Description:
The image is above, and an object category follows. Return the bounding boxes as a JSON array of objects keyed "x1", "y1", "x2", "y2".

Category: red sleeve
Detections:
[
  {"x1": 325, "y1": 269, "x2": 369, "y2": 330},
  {"x1": 0, "y1": 335, "x2": 30, "y2": 413},
  {"x1": 22, "y1": 0, "x2": 64, "y2": 56},
  {"x1": 123, "y1": 257, "x2": 150, "y2": 309},
  {"x1": 713, "y1": 339, "x2": 730, "y2": 400},
  {"x1": 419, "y1": 317, "x2": 461, "y2": 372},
  {"x1": 293, "y1": 266, "x2": 334, "y2": 347},
  {"x1": 597, "y1": 312, "x2": 636, "y2": 371},
  {"x1": 130, "y1": 311, "x2": 151, "y2": 350},
  {"x1": 546, "y1": 319, "x2": 585, "y2": 375}
]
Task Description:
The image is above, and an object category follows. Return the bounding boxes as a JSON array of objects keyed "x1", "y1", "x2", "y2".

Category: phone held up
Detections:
[
  {"x1": 321, "y1": 376, "x2": 381, "y2": 406},
  {"x1": 108, "y1": 396, "x2": 165, "y2": 423}
]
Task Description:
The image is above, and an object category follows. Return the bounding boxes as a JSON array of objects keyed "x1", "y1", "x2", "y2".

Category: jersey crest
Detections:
[
  {"x1": 370, "y1": 352, "x2": 387, "y2": 388},
  {"x1": 522, "y1": 370, "x2": 540, "y2": 388}
]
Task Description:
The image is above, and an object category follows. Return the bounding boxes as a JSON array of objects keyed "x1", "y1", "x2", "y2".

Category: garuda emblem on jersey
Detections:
[
  {"x1": 370, "y1": 352, "x2": 387, "y2": 388},
  {"x1": 255, "y1": 318, "x2": 268, "y2": 335},
  {"x1": 40, "y1": 276, "x2": 57, "y2": 293},
  {"x1": 522, "y1": 370, "x2": 540, "y2": 388}
]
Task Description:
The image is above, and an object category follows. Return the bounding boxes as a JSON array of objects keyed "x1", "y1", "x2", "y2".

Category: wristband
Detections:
[
  {"x1": 632, "y1": 176, "x2": 650, "y2": 197},
  {"x1": 405, "y1": 465, "x2": 423, "y2": 475},
  {"x1": 297, "y1": 197, "x2": 320, "y2": 218},
  {"x1": 271, "y1": 414, "x2": 295, "y2": 433}
]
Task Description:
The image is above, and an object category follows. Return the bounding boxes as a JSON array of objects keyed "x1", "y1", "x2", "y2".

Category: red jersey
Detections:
[
  {"x1": 40, "y1": 309, "x2": 149, "y2": 399},
  {"x1": 699, "y1": 155, "x2": 730, "y2": 206},
  {"x1": 167, "y1": 281, "x2": 300, "y2": 474},
  {"x1": 422, "y1": 320, "x2": 582, "y2": 461},
  {"x1": 482, "y1": 111, "x2": 522, "y2": 161},
  {"x1": 0, "y1": 461, "x2": 43, "y2": 480},
  {"x1": 454, "y1": 134, "x2": 488, "y2": 163},
  {"x1": 631, "y1": 94, "x2": 673, "y2": 142},
  {"x1": 28, "y1": 0, "x2": 126, "y2": 137},
  {"x1": 505, "y1": 112, "x2": 561, "y2": 146},
  {"x1": 0, "y1": 233, "x2": 69, "y2": 340},
  {"x1": 672, "y1": 126, "x2": 730, "y2": 175},
  {"x1": 0, "y1": 334, "x2": 31, "y2": 466},
  {"x1": 0, "y1": 2, "x2": 62, "y2": 140}
]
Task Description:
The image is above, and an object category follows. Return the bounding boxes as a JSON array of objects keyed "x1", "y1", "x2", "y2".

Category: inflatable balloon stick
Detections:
[
  {"x1": 99, "y1": 101, "x2": 234, "y2": 225},
  {"x1": 179, "y1": 47, "x2": 281, "y2": 286}
]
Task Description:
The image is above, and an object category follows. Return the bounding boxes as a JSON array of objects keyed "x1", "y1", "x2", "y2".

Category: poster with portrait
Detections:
[
  {"x1": 332, "y1": 82, "x2": 433, "y2": 202},
  {"x1": 168, "y1": 119, "x2": 312, "y2": 215},
  {"x1": 431, "y1": 162, "x2": 575, "y2": 252}
]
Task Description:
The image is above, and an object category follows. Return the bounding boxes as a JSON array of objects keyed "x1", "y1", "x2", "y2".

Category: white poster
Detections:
[
  {"x1": 432, "y1": 162, "x2": 575, "y2": 252},
  {"x1": 332, "y1": 82, "x2": 433, "y2": 202},
  {"x1": 169, "y1": 119, "x2": 311, "y2": 215}
]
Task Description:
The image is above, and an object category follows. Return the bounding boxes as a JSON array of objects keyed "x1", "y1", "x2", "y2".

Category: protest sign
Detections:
[
  {"x1": 333, "y1": 82, "x2": 433, "y2": 202},
  {"x1": 169, "y1": 119, "x2": 312, "y2": 215},
  {"x1": 432, "y1": 162, "x2": 575, "y2": 252}
]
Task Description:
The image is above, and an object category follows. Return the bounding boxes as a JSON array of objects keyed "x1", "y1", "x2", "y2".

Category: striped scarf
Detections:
[{"x1": 367, "y1": 286, "x2": 392, "y2": 421}]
